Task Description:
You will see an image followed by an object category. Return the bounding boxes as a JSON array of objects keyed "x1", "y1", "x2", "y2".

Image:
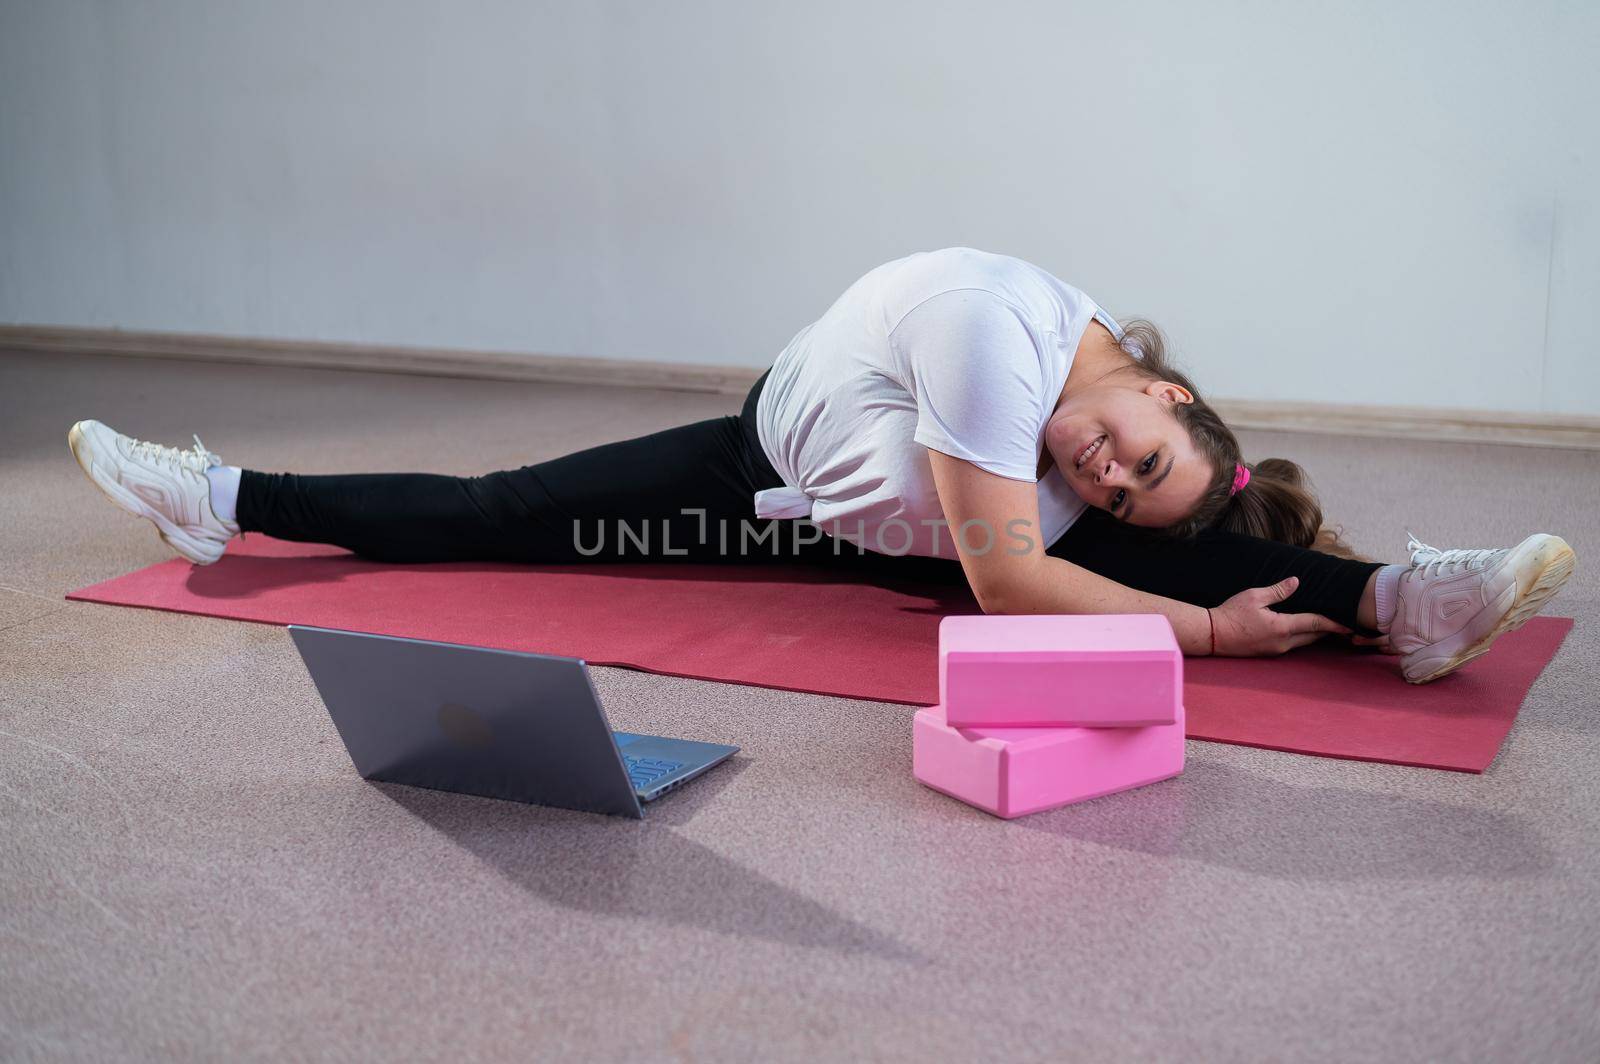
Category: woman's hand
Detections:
[{"x1": 1209, "y1": 576, "x2": 1352, "y2": 656}]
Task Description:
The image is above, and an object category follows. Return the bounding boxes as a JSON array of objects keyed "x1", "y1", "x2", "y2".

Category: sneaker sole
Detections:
[
  {"x1": 1404, "y1": 536, "x2": 1577, "y2": 684},
  {"x1": 67, "y1": 422, "x2": 225, "y2": 566}
]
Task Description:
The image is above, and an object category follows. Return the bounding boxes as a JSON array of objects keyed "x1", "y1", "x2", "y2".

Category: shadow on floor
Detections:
[
  {"x1": 374, "y1": 766, "x2": 926, "y2": 964},
  {"x1": 1016, "y1": 759, "x2": 1554, "y2": 882}
]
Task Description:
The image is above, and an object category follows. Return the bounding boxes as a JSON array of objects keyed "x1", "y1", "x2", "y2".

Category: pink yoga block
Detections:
[
  {"x1": 939, "y1": 614, "x2": 1182, "y2": 728},
  {"x1": 913, "y1": 702, "x2": 1186, "y2": 819}
]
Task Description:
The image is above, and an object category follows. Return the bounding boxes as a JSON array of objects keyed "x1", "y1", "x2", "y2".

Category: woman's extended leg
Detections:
[
  {"x1": 1046, "y1": 507, "x2": 1388, "y2": 634},
  {"x1": 1047, "y1": 511, "x2": 1578, "y2": 682},
  {"x1": 235, "y1": 414, "x2": 781, "y2": 564},
  {"x1": 68, "y1": 371, "x2": 882, "y2": 569}
]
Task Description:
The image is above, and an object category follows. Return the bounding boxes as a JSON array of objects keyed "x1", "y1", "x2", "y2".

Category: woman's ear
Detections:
[{"x1": 1145, "y1": 380, "x2": 1195, "y2": 405}]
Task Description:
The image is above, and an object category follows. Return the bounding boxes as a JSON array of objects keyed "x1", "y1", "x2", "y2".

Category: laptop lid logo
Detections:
[{"x1": 437, "y1": 702, "x2": 494, "y2": 751}]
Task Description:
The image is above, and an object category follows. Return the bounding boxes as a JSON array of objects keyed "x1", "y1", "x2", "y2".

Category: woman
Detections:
[{"x1": 67, "y1": 247, "x2": 1575, "y2": 683}]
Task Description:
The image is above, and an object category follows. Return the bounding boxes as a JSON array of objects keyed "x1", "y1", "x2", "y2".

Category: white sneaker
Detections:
[
  {"x1": 67, "y1": 419, "x2": 240, "y2": 565},
  {"x1": 1387, "y1": 530, "x2": 1576, "y2": 684}
]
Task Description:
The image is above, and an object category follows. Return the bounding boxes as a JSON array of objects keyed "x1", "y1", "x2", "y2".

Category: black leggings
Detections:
[{"x1": 237, "y1": 370, "x2": 1384, "y2": 631}]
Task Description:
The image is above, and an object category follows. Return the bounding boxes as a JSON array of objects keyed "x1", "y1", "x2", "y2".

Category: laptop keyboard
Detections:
[{"x1": 624, "y1": 755, "x2": 685, "y2": 790}]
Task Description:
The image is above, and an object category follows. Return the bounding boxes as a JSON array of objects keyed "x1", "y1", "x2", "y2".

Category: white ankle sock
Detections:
[
  {"x1": 205, "y1": 465, "x2": 242, "y2": 526},
  {"x1": 1373, "y1": 563, "x2": 1405, "y2": 631}
]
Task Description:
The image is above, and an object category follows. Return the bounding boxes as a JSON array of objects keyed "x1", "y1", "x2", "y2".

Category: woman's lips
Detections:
[{"x1": 1074, "y1": 434, "x2": 1106, "y2": 472}]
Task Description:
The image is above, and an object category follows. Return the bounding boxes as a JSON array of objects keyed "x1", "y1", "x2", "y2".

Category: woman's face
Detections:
[{"x1": 1044, "y1": 380, "x2": 1215, "y2": 527}]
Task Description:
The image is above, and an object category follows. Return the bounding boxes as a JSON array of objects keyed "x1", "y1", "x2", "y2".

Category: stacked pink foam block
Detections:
[{"x1": 914, "y1": 614, "x2": 1187, "y2": 819}]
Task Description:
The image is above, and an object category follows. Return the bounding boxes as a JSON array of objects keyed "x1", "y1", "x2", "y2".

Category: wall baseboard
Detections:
[
  {"x1": 6, "y1": 323, "x2": 1599, "y2": 450},
  {"x1": 0, "y1": 323, "x2": 763, "y2": 396},
  {"x1": 1207, "y1": 398, "x2": 1600, "y2": 450}
]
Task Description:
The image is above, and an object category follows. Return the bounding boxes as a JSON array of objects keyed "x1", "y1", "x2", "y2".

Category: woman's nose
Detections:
[{"x1": 1093, "y1": 459, "x2": 1121, "y2": 486}]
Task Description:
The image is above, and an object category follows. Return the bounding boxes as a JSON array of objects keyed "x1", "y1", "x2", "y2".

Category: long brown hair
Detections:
[{"x1": 1108, "y1": 318, "x2": 1366, "y2": 560}]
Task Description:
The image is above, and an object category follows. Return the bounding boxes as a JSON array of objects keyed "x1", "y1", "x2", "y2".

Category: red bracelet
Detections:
[{"x1": 1207, "y1": 608, "x2": 1217, "y2": 657}]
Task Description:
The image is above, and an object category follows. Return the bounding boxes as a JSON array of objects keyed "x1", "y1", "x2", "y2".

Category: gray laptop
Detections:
[{"x1": 288, "y1": 625, "x2": 739, "y2": 819}]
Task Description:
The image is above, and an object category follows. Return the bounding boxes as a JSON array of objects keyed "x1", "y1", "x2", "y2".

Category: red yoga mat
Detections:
[{"x1": 66, "y1": 536, "x2": 1574, "y2": 773}]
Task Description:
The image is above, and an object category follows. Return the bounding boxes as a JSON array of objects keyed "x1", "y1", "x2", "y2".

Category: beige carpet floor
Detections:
[{"x1": 3, "y1": 349, "x2": 1597, "y2": 1062}]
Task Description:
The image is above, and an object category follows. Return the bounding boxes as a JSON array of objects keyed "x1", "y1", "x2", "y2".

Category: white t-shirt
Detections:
[{"x1": 755, "y1": 247, "x2": 1126, "y2": 560}]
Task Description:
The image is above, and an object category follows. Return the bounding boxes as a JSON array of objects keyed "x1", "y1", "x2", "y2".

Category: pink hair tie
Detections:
[{"x1": 1230, "y1": 463, "x2": 1250, "y2": 496}]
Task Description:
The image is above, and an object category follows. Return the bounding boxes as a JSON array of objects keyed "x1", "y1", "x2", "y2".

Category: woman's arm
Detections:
[{"x1": 927, "y1": 450, "x2": 1348, "y2": 656}]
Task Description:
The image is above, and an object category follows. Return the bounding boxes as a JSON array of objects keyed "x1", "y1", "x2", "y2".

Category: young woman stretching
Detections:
[{"x1": 67, "y1": 247, "x2": 1575, "y2": 684}]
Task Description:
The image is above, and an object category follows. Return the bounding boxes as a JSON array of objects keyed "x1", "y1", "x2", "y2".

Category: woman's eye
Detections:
[
  {"x1": 1112, "y1": 489, "x2": 1127, "y2": 511},
  {"x1": 1140, "y1": 453, "x2": 1157, "y2": 474}
]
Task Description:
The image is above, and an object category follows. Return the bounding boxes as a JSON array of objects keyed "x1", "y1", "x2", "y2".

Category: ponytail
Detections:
[
  {"x1": 1219, "y1": 458, "x2": 1367, "y2": 560},
  {"x1": 1113, "y1": 319, "x2": 1368, "y2": 560}
]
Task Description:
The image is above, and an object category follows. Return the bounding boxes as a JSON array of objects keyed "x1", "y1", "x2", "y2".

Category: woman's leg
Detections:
[
  {"x1": 236, "y1": 411, "x2": 784, "y2": 565},
  {"x1": 1047, "y1": 508, "x2": 1386, "y2": 634}
]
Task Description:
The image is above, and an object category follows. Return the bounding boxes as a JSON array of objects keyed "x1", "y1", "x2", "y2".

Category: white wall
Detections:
[{"x1": 3, "y1": 0, "x2": 1596, "y2": 414}]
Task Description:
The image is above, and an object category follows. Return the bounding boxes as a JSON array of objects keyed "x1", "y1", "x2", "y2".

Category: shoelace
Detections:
[
  {"x1": 126, "y1": 433, "x2": 222, "y2": 476},
  {"x1": 1404, "y1": 528, "x2": 1502, "y2": 579}
]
